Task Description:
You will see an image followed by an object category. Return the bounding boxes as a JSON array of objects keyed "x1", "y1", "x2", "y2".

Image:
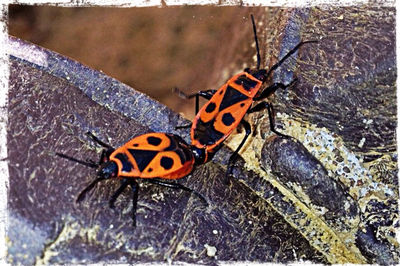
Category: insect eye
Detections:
[{"x1": 244, "y1": 67, "x2": 250, "y2": 73}]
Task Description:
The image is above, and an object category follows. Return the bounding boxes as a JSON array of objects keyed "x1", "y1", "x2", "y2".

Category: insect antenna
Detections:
[
  {"x1": 264, "y1": 40, "x2": 318, "y2": 80},
  {"x1": 56, "y1": 152, "x2": 107, "y2": 202},
  {"x1": 251, "y1": 14, "x2": 261, "y2": 70},
  {"x1": 56, "y1": 152, "x2": 98, "y2": 169}
]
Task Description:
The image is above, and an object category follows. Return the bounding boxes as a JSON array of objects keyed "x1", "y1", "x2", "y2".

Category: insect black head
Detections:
[
  {"x1": 191, "y1": 146, "x2": 208, "y2": 165},
  {"x1": 245, "y1": 68, "x2": 267, "y2": 82},
  {"x1": 253, "y1": 69, "x2": 267, "y2": 81},
  {"x1": 97, "y1": 161, "x2": 118, "y2": 179}
]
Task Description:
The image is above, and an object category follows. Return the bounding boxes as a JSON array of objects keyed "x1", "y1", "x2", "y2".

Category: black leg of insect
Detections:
[
  {"x1": 173, "y1": 88, "x2": 217, "y2": 115},
  {"x1": 254, "y1": 78, "x2": 297, "y2": 102},
  {"x1": 143, "y1": 178, "x2": 208, "y2": 206},
  {"x1": 251, "y1": 79, "x2": 298, "y2": 137},
  {"x1": 109, "y1": 178, "x2": 131, "y2": 208},
  {"x1": 175, "y1": 124, "x2": 193, "y2": 130},
  {"x1": 225, "y1": 119, "x2": 252, "y2": 180},
  {"x1": 174, "y1": 88, "x2": 217, "y2": 129},
  {"x1": 248, "y1": 101, "x2": 287, "y2": 138},
  {"x1": 108, "y1": 178, "x2": 139, "y2": 227},
  {"x1": 130, "y1": 181, "x2": 139, "y2": 227},
  {"x1": 173, "y1": 88, "x2": 218, "y2": 129}
]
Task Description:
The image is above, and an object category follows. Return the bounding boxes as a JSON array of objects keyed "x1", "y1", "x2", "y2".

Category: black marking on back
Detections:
[
  {"x1": 160, "y1": 156, "x2": 174, "y2": 170},
  {"x1": 147, "y1": 136, "x2": 162, "y2": 146},
  {"x1": 165, "y1": 134, "x2": 193, "y2": 165},
  {"x1": 176, "y1": 148, "x2": 193, "y2": 165},
  {"x1": 128, "y1": 149, "x2": 159, "y2": 172},
  {"x1": 183, "y1": 147, "x2": 194, "y2": 163},
  {"x1": 219, "y1": 85, "x2": 249, "y2": 112},
  {"x1": 205, "y1": 102, "x2": 216, "y2": 113},
  {"x1": 164, "y1": 134, "x2": 179, "y2": 151},
  {"x1": 115, "y1": 153, "x2": 133, "y2": 173},
  {"x1": 222, "y1": 113, "x2": 235, "y2": 126},
  {"x1": 194, "y1": 118, "x2": 225, "y2": 145},
  {"x1": 168, "y1": 134, "x2": 188, "y2": 145},
  {"x1": 234, "y1": 74, "x2": 259, "y2": 90}
]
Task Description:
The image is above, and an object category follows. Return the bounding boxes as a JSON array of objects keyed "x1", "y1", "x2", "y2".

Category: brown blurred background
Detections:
[{"x1": 9, "y1": 6, "x2": 266, "y2": 120}]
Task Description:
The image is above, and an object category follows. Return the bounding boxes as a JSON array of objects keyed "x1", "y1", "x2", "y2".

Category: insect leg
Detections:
[
  {"x1": 143, "y1": 179, "x2": 208, "y2": 206},
  {"x1": 173, "y1": 88, "x2": 217, "y2": 114},
  {"x1": 225, "y1": 120, "x2": 251, "y2": 180},
  {"x1": 248, "y1": 101, "x2": 289, "y2": 138},
  {"x1": 174, "y1": 88, "x2": 217, "y2": 129},
  {"x1": 109, "y1": 179, "x2": 140, "y2": 227},
  {"x1": 129, "y1": 180, "x2": 139, "y2": 227},
  {"x1": 248, "y1": 101, "x2": 269, "y2": 113},
  {"x1": 265, "y1": 103, "x2": 290, "y2": 137},
  {"x1": 109, "y1": 178, "x2": 130, "y2": 208},
  {"x1": 175, "y1": 123, "x2": 192, "y2": 130},
  {"x1": 254, "y1": 78, "x2": 297, "y2": 101}
]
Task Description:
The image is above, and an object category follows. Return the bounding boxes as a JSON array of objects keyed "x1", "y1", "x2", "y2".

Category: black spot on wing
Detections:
[
  {"x1": 115, "y1": 153, "x2": 133, "y2": 173},
  {"x1": 160, "y1": 156, "x2": 174, "y2": 170},
  {"x1": 128, "y1": 149, "x2": 159, "y2": 172},
  {"x1": 222, "y1": 113, "x2": 235, "y2": 126},
  {"x1": 164, "y1": 134, "x2": 193, "y2": 165},
  {"x1": 147, "y1": 136, "x2": 162, "y2": 146},
  {"x1": 194, "y1": 118, "x2": 225, "y2": 146},
  {"x1": 205, "y1": 102, "x2": 216, "y2": 113},
  {"x1": 219, "y1": 85, "x2": 249, "y2": 112},
  {"x1": 234, "y1": 74, "x2": 259, "y2": 90}
]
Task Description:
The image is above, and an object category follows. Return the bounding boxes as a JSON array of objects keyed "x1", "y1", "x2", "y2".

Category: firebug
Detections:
[
  {"x1": 57, "y1": 132, "x2": 208, "y2": 226},
  {"x1": 175, "y1": 15, "x2": 317, "y2": 177}
]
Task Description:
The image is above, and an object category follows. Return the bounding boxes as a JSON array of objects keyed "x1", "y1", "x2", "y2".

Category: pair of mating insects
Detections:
[{"x1": 58, "y1": 15, "x2": 316, "y2": 226}]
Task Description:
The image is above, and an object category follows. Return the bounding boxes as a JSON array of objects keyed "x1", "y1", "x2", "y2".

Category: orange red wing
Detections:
[{"x1": 109, "y1": 133, "x2": 195, "y2": 179}]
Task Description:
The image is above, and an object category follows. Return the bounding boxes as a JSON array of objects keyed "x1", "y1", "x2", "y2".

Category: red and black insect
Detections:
[
  {"x1": 57, "y1": 132, "x2": 208, "y2": 226},
  {"x1": 175, "y1": 15, "x2": 317, "y2": 177}
]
